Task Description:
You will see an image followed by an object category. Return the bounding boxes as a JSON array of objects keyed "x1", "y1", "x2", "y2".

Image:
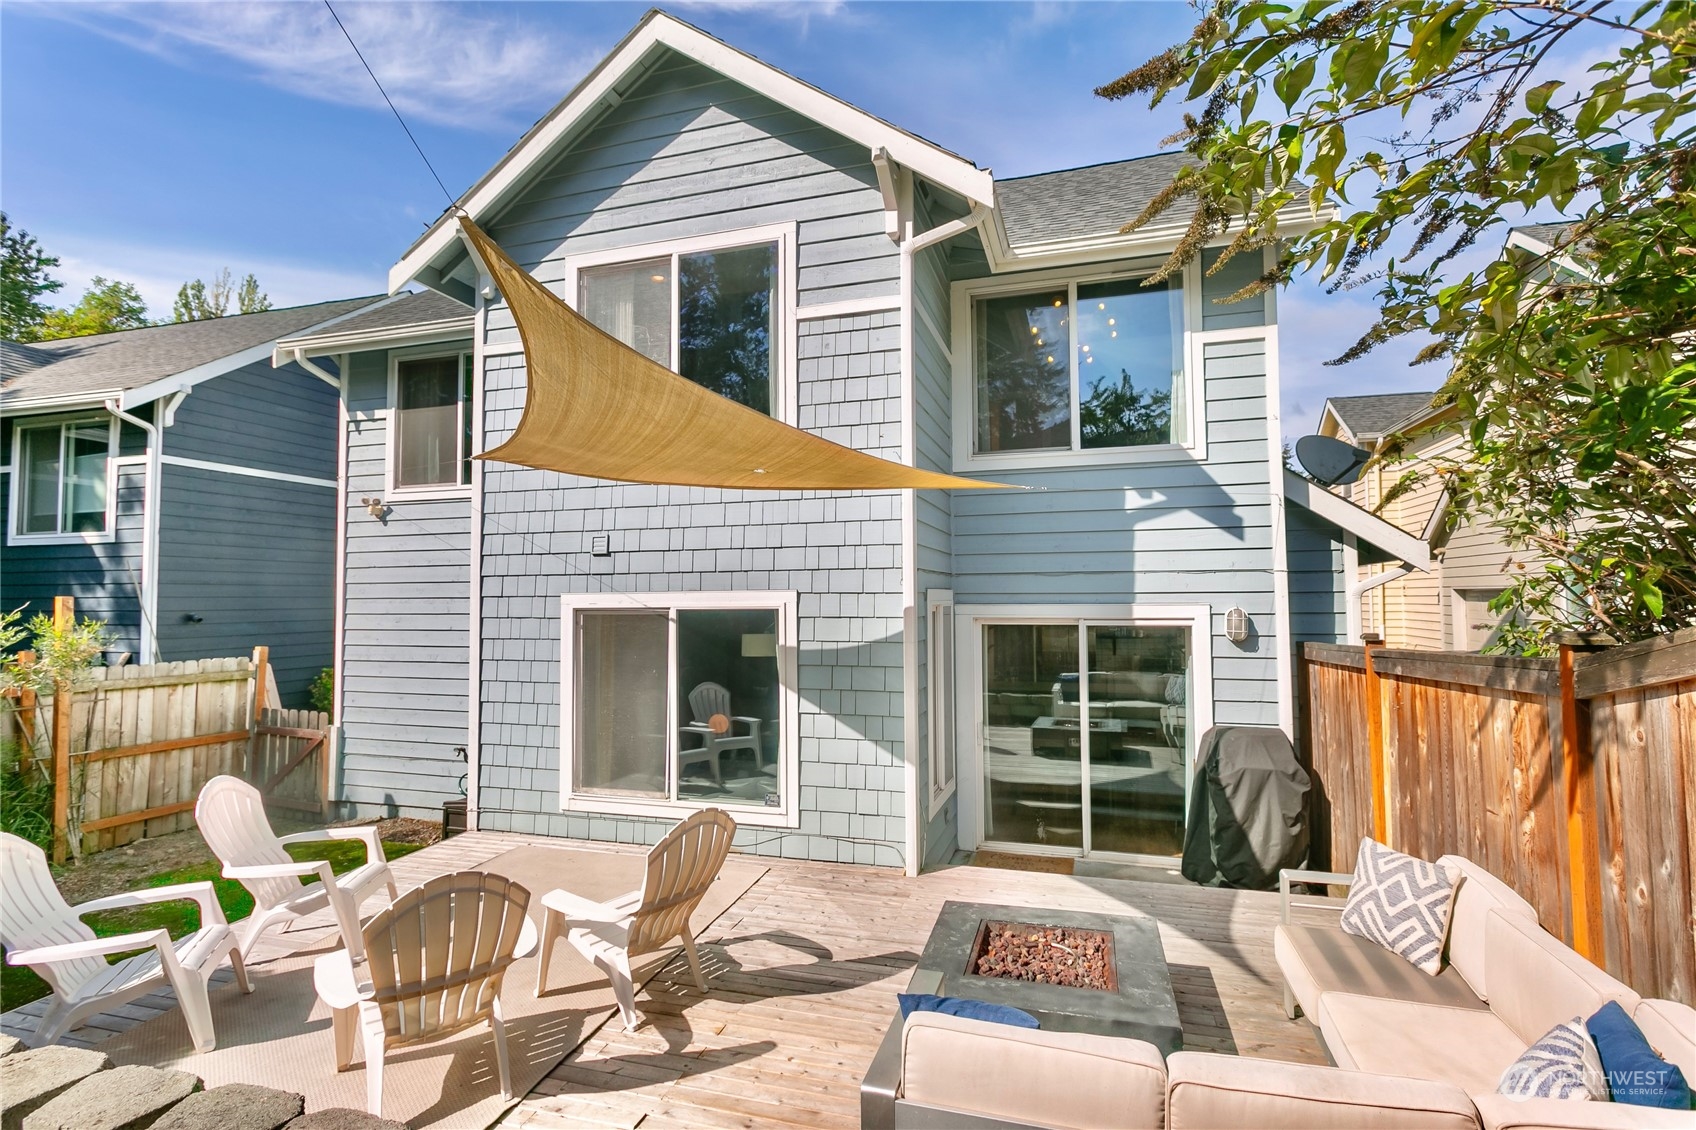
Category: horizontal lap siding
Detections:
[
  {"x1": 483, "y1": 53, "x2": 899, "y2": 349},
  {"x1": 338, "y1": 348, "x2": 473, "y2": 817},
  {"x1": 1285, "y1": 504, "x2": 1346, "y2": 645},
  {"x1": 163, "y1": 359, "x2": 339, "y2": 478},
  {"x1": 952, "y1": 337, "x2": 1281, "y2": 727},
  {"x1": 154, "y1": 466, "x2": 333, "y2": 705}
]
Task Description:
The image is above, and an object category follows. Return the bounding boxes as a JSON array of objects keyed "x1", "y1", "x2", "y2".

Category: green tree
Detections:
[
  {"x1": 1101, "y1": 1, "x2": 1695, "y2": 646},
  {"x1": 38, "y1": 277, "x2": 150, "y2": 340},
  {"x1": 0, "y1": 213, "x2": 63, "y2": 343},
  {"x1": 174, "y1": 268, "x2": 270, "y2": 321}
]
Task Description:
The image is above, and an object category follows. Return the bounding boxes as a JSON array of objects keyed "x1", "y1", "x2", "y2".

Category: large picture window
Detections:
[
  {"x1": 563, "y1": 591, "x2": 797, "y2": 825},
  {"x1": 391, "y1": 351, "x2": 473, "y2": 491},
  {"x1": 966, "y1": 271, "x2": 1188, "y2": 463},
  {"x1": 10, "y1": 415, "x2": 115, "y2": 540}
]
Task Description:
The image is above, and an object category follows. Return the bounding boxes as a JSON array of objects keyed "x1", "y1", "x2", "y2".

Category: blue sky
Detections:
[{"x1": 2, "y1": 0, "x2": 1452, "y2": 436}]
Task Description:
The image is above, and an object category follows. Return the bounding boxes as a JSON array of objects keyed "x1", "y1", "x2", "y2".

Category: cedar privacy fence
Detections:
[
  {"x1": 1, "y1": 597, "x2": 333, "y2": 861},
  {"x1": 1301, "y1": 627, "x2": 1695, "y2": 1005}
]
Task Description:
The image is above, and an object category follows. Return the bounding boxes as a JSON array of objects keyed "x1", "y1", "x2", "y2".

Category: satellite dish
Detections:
[{"x1": 1295, "y1": 434, "x2": 1371, "y2": 487}]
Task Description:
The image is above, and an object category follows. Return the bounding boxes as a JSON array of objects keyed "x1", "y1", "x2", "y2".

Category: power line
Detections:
[{"x1": 323, "y1": 0, "x2": 456, "y2": 209}]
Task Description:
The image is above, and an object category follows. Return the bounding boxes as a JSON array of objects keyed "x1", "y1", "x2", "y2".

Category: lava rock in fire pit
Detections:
[{"x1": 971, "y1": 922, "x2": 1116, "y2": 991}]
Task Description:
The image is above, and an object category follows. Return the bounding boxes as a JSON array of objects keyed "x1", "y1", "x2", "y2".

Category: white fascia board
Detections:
[
  {"x1": 388, "y1": 11, "x2": 994, "y2": 293},
  {"x1": 982, "y1": 200, "x2": 1335, "y2": 274},
  {"x1": 1284, "y1": 468, "x2": 1432, "y2": 571},
  {"x1": 1, "y1": 394, "x2": 118, "y2": 416},
  {"x1": 273, "y1": 316, "x2": 476, "y2": 364}
]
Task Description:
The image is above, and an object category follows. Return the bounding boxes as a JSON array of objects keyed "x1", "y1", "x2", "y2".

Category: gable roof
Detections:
[
  {"x1": 390, "y1": 9, "x2": 994, "y2": 296},
  {"x1": 275, "y1": 290, "x2": 474, "y2": 361},
  {"x1": 995, "y1": 153, "x2": 1196, "y2": 248},
  {"x1": 1, "y1": 296, "x2": 383, "y2": 414},
  {"x1": 1321, "y1": 392, "x2": 1438, "y2": 442}
]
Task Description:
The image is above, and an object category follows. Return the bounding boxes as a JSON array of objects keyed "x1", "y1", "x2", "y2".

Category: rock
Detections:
[
  {"x1": 151, "y1": 1085, "x2": 304, "y2": 1130},
  {"x1": 0, "y1": 1037, "x2": 23, "y2": 1058},
  {"x1": 0, "y1": 1046, "x2": 111, "y2": 1130},
  {"x1": 22, "y1": 1064, "x2": 200, "y2": 1130},
  {"x1": 283, "y1": 1109, "x2": 409, "y2": 1130}
]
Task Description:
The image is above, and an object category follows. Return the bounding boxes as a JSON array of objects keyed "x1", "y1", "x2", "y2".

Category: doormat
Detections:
[{"x1": 970, "y1": 850, "x2": 1075, "y2": 875}]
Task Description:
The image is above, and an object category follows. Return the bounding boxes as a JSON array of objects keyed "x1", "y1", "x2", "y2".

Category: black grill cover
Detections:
[{"x1": 1181, "y1": 725, "x2": 1310, "y2": 889}]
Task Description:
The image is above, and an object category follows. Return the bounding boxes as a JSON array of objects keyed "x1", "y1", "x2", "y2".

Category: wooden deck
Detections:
[{"x1": 3, "y1": 831, "x2": 1326, "y2": 1129}]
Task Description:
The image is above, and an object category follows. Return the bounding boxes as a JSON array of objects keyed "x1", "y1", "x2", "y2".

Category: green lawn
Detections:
[{"x1": 1, "y1": 839, "x2": 423, "y2": 1010}]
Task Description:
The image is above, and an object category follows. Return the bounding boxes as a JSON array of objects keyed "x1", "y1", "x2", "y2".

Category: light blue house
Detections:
[{"x1": 285, "y1": 12, "x2": 1425, "y2": 870}]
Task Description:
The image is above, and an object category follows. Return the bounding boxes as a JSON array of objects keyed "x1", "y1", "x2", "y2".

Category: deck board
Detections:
[{"x1": 2, "y1": 829, "x2": 1327, "y2": 1127}]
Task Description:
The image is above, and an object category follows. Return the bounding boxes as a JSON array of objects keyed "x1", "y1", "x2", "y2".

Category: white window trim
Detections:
[
  {"x1": 385, "y1": 344, "x2": 474, "y2": 500},
  {"x1": 950, "y1": 257, "x2": 1207, "y2": 472},
  {"x1": 561, "y1": 223, "x2": 799, "y2": 426},
  {"x1": 926, "y1": 589, "x2": 956, "y2": 815},
  {"x1": 7, "y1": 412, "x2": 120, "y2": 546},
  {"x1": 953, "y1": 602, "x2": 1215, "y2": 863},
  {"x1": 559, "y1": 589, "x2": 801, "y2": 829}
]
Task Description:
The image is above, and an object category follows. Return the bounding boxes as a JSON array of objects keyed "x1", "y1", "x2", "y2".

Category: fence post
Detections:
[
  {"x1": 1362, "y1": 636, "x2": 1388, "y2": 844},
  {"x1": 50, "y1": 597, "x2": 74, "y2": 863},
  {"x1": 1559, "y1": 644, "x2": 1604, "y2": 962},
  {"x1": 14, "y1": 651, "x2": 39, "y2": 748},
  {"x1": 246, "y1": 645, "x2": 270, "y2": 780}
]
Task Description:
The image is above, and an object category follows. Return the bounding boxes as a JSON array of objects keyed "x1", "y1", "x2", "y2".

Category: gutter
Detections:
[{"x1": 104, "y1": 391, "x2": 186, "y2": 664}]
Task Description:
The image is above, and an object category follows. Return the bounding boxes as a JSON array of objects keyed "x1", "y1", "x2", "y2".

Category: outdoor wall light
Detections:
[
  {"x1": 361, "y1": 496, "x2": 387, "y2": 518},
  {"x1": 1224, "y1": 607, "x2": 1251, "y2": 644}
]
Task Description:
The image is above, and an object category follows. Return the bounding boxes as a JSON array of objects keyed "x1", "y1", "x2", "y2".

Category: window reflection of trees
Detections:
[
  {"x1": 976, "y1": 292, "x2": 1071, "y2": 452},
  {"x1": 1080, "y1": 373, "x2": 1172, "y2": 448},
  {"x1": 678, "y1": 245, "x2": 775, "y2": 415}
]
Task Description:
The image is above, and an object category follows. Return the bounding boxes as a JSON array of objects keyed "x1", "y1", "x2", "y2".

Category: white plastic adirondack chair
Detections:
[
  {"x1": 678, "y1": 682, "x2": 762, "y2": 783},
  {"x1": 195, "y1": 775, "x2": 397, "y2": 960},
  {"x1": 313, "y1": 871, "x2": 536, "y2": 1118},
  {"x1": 1, "y1": 832, "x2": 251, "y2": 1051},
  {"x1": 534, "y1": 808, "x2": 736, "y2": 1029}
]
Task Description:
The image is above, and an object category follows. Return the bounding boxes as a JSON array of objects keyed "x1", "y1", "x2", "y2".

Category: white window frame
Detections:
[
  {"x1": 561, "y1": 223, "x2": 798, "y2": 426},
  {"x1": 385, "y1": 345, "x2": 474, "y2": 500},
  {"x1": 950, "y1": 256, "x2": 1206, "y2": 472},
  {"x1": 927, "y1": 589, "x2": 956, "y2": 814},
  {"x1": 559, "y1": 589, "x2": 801, "y2": 828},
  {"x1": 7, "y1": 412, "x2": 120, "y2": 546},
  {"x1": 954, "y1": 602, "x2": 1215, "y2": 863}
]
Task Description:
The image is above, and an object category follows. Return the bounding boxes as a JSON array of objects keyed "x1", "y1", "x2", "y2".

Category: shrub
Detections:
[
  {"x1": 0, "y1": 738, "x2": 53, "y2": 850},
  {"x1": 308, "y1": 667, "x2": 334, "y2": 716}
]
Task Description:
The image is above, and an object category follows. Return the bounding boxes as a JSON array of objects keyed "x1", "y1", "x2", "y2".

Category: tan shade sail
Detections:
[{"x1": 459, "y1": 218, "x2": 1014, "y2": 491}]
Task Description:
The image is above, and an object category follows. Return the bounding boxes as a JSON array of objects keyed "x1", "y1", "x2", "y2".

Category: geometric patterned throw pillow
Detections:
[
  {"x1": 1338, "y1": 838, "x2": 1458, "y2": 975},
  {"x1": 1497, "y1": 1018, "x2": 1609, "y2": 1101}
]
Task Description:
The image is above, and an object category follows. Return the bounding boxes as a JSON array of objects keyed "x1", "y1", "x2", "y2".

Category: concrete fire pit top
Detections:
[{"x1": 916, "y1": 900, "x2": 1182, "y2": 1053}]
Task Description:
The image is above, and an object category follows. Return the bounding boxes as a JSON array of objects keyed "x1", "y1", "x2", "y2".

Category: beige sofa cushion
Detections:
[
  {"x1": 1437, "y1": 855, "x2": 1540, "y2": 1001},
  {"x1": 1472, "y1": 1093, "x2": 1696, "y2": 1130},
  {"x1": 1632, "y1": 999, "x2": 1696, "y2": 1081},
  {"x1": 900, "y1": 1012, "x2": 1166, "y2": 1130},
  {"x1": 1316, "y1": 992, "x2": 1529, "y2": 1095},
  {"x1": 1276, "y1": 921, "x2": 1488, "y2": 1020},
  {"x1": 1484, "y1": 910, "x2": 1640, "y2": 1045},
  {"x1": 1166, "y1": 1051, "x2": 1480, "y2": 1130}
]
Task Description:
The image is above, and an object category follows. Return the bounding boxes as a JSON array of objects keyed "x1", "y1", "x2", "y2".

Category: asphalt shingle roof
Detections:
[
  {"x1": 995, "y1": 153, "x2": 1197, "y2": 248},
  {"x1": 1, "y1": 296, "x2": 383, "y2": 408},
  {"x1": 280, "y1": 290, "x2": 472, "y2": 343},
  {"x1": 1326, "y1": 391, "x2": 1438, "y2": 438}
]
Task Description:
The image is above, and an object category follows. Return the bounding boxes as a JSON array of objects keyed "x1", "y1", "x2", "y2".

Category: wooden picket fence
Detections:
[
  {"x1": 2, "y1": 609, "x2": 332, "y2": 859},
  {"x1": 1301, "y1": 627, "x2": 1696, "y2": 1005}
]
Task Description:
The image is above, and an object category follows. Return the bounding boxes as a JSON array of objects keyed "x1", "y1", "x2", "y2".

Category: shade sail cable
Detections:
[{"x1": 456, "y1": 218, "x2": 1018, "y2": 492}]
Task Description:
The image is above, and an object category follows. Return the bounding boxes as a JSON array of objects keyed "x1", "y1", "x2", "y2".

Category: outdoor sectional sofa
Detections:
[{"x1": 861, "y1": 852, "x2": 1696, "y2": 1129}]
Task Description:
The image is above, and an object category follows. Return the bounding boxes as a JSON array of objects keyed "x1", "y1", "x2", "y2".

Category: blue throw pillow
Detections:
[
  {"x1": 897, "y1": 994, "x2": 1039, "y2": 1029},
  {"x1": 1587, "y1": 1001, "x2": 1693, "y2": 1110}
]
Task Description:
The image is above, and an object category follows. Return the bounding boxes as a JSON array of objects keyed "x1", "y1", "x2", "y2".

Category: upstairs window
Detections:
[
  {"x1": 579, "y1": 240, "x2": 780, "y2": 416},
  {"x1": 12, "y1": 415, "x2": 114, "y2": 539},
  {"x1": 972, "y1": 274, "x2": 1187, "y2": 458},
  {"x1": 392, "y1": 351, "x2": 472, "y2": 490}
]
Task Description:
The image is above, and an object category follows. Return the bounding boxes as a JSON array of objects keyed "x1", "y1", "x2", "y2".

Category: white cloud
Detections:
[
  {"x1": 22, "y1": 1, "x2": 601, "y2": 131},
  {"x1": 45, "y1": 232, "x2": 383, "y2": 319}
]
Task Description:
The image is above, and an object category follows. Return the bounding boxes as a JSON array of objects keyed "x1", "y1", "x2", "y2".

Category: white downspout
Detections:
[
  {"x1": 898, "y1": 189, "x2": 992, "y2": 877},
  {"x1": 291, "y1": 348, "x2": 343, "y2": 391},
  {"x1": 105, "y1": 392, "x2": 184, "y2": 665},
  {"x1": 1348, "y1": 564, "x2": 1413, "y2": 640}
]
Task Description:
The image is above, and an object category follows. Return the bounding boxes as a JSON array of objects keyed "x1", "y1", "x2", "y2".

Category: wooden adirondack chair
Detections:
[
  {"x1": 1, "y1": 832, "x2": 251, "y2": 1051},
  {"x1": 195, "y1": 775, "x2": 397, "y2": 960},
  {"x1": 678, "y1": 682, "x2": 763, "y2": 784},
  {"x1": 312, "y1": 871, "x2": 536, "y2": 1118},
  {"x1": 534, "y1": 808, "x2": 736, "y2": 1029}
]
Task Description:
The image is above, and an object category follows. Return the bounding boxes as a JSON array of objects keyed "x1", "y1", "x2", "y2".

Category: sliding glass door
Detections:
[{"x1": 979, "y1": 617, "x2": 1195, "y2": 859}]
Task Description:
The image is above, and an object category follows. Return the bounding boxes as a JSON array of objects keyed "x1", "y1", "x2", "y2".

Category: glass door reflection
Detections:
[
  {"x1": 981, "y1": 623, "x2": 1082, "y2": 848},
  {"x1": 1084, "y1": 625, "x2": 1189, "y2": 856}
]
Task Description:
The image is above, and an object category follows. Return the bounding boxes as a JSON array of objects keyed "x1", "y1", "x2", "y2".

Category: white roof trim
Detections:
[
  {"x1": 389, "y1": 11, "x2": 993, "y2": 294},
  {"x1": 1, "y1": 393, "x2": 117, "y2": 416},
  {"x1": 274, "y1": 315, "x2": 476, "y2": 363},
  {"x1": 1284, "y1": 468, "x2": 1432, "y2": 570},
  {"x1": 982, "y1": 200, "x2": 1336, "y2": 273},
  {"x1": 1505, "y1": 226, "x2": 1591, "y2": 279}
]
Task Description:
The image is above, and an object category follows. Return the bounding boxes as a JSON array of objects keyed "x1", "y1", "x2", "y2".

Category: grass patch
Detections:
[{"x1": 0, "y1": 838, "x2": 424, "y2": 1010}]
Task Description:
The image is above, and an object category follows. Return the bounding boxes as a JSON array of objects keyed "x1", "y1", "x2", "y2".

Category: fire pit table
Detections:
[{"x1": 913, "y1": 900, "x2": 1182, "y2": 1052}]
